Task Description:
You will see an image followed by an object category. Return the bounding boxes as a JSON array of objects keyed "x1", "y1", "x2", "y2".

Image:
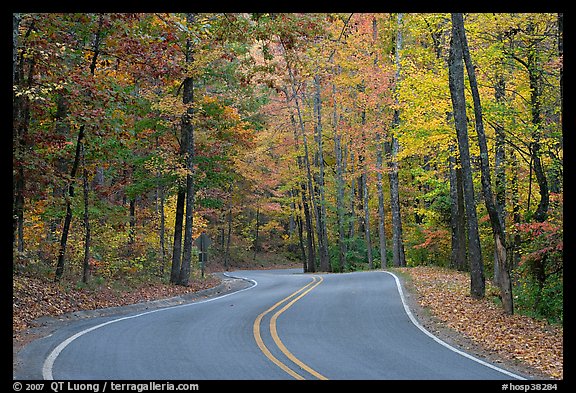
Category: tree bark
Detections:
[
  {"x1": 449, "y1": 148, "x2": 467, "y2": 271},
  {"x1": 13, "y1": 18, "x2": 35, "y2": 253},
  {"x1": 55, "y1": 126, "x2": 85, "y2": 281},
  {"x1": 376, "y1": 131, "x2": 387, "y2": 269},
  {"x1": 286, "y1": 63, "x2": 318, "y2": 272},
  {"x1": 55, "y1": 14, "x2": 102, "y2": 281},
  {"x1": 81, "y1": 144, "x2": 91, "y2": 284},
  {"x1": 283, "y1": 85, "x2": 315, "y2": 273},
  {"x1": 509, "y1": 148, "x2": 522, "y2": 269},
  {"x1": 448, "y1": 14, "x2": 485, "y2": 298},
  {"x1": 313, "y1": 74, "x2": 331, "y2": 272},
  {"x1": 348, "y1": 148, "x2": 357, "y2": 242},
  {"x1": 455, "y1": 13, "x2": 513, "y2": 313},
  {"x1": 527, "y1": 57, "x2": 549, "y2": 224},
  {"x1": 179, "y1": 13, "x2": 197, "y2": 286},
  {"x1": 389, "y1": 13, "x2": 406, "y2": 267},
  {"x1": 333, "y1": 85, "x2": 347, "y2": 272},
  {"x1": 128, "y1": 197, "x2": 136, "y2": 244},
  {"x1": 13, "y1": 13, "x2": 20, "y2": 84},
  {"x1": 170, "y1": 189, "x2": 185, "y2": 283},
  {"x1": 158, "y1": 181, "x2": 167, "y2": 275},
  {"x1": 224, "y1": 186, "x2": 233, "y2": 270},
  {"x1": 358, "y1": 88, "x2": 373, "y2": 269},
  {"x1": 493, "y1": 74, "x2": 506, "y2": 287},
  {"x1": 253, "y1": 206, "x2": 260, "y2": 260}
]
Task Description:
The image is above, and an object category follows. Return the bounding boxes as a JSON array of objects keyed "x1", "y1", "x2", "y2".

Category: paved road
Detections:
[{"x1": 16, "y1": 269, "x2": 528, "y2": 380}]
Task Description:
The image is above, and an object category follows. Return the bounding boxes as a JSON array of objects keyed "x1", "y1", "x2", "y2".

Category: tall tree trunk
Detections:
[
  {"x1": 284, "y1": 84, "x2": 315, "y2": 273},
  {"x1": 170, "y1": 189, "x2": 185, "y2": 283},
  {"x1": 448, "y1": 14, "x2": 485, "y2": 299},
  {"x1": 362, "y1": 169, "x2": 373, "y2": 269},
  {"x1": 509, "y1": 148, "x2": 522, "y2": 269},
  {"x1": 55, "y1": 126, "x2": 85, "y2": 281},
  {"x1": 376, "y1": 131, "x2": 387, "y2": 269},
  {"x1": 348, "y1": 148, "x2": 356, "y2": 242},
  {"x1": 373, "y1": 15, "x2": 386, "y2": 270},
  {"x1": 449, "y1": 148, "x2": 468, "y2": 271},
  {"x1": 13, "y1": 18, "x2": 35, "y2": 253},
  {"x1": 295, "y1": 206, "x2": 307, "y2": 272},
  {"x1": 286, "y1": 62, "x2": 318, "y2": 272},
  {"x1": 55, "y1": 14, "x2": 102, "y2": 281},
  {"x1": 493, "y1": 74, "x2": 507, "y2": 287},
  {"x1": 128, "y1": 197, "x2": 136, "y2": 244},
  {"x1": 313, "y1": 74, "x2": 330, "y2": 272},
  {"x1": 389, "y1": 12, "x2": 406, "y2": 267},
  {"x1": 49, "y1": 94, "x2": 71, "y2": 243},
  {"x1": 224, "y1": 186, "x2": 233, "y2": 270},
  {"x1": 179, "y1": 13, "x2": 197, "y2": 286},
  {"x1": 527, "y1": 44, "x2": 549, "y2": 223},
  {"x1": 253, "y1": 205, "x2": 260, "y2": 260},
  {"x1": 158, "y1": 182, "x2": 167, "y2": 275},
  {"x1": 333, "y1": 86, "x2": 347, "y2": 272},
  {"x1": 154, "y1": 137, "x2": 167, "y2": 276},
  {"x1": 81, "y1": 144, "x2": 91, "y2": 284},
  {"x1": 300, "y1": 180, "x2": 316, "y2": 273},
  {"x1": 358, "y1": 101, "x2": 373, "y2": 269},
  {"x1": 13, "y1": 13, "x2": 20, "y2": 84},
  {"x1": 455, "y1": 12, "x2": 513, "y2": 314}
]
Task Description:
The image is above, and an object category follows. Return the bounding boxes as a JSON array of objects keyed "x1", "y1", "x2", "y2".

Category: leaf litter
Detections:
[{"x1": 396, "y1": 266, "x2": 563, "y2": 379}]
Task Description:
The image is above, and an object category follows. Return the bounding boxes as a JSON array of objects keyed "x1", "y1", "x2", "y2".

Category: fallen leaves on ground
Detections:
[
  {"x1": 397, "y1": 266, "x2": 563, "y2": 379},
  {"x1": 13, "y1": 274, "x2": 220, "y2": 342}
]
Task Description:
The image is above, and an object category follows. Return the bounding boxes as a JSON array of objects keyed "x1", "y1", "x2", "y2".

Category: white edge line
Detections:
[
  {"x1": 42, "y1": 273, "x2": 257, "y2": 380},
  {"x1": 382, "y1": 271, "x2": 526, "y2": 380}
]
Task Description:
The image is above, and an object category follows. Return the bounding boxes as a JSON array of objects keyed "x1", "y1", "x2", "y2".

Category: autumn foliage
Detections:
[{"x1": 13, "y1": 12, "x2": 562, "y2": 376}]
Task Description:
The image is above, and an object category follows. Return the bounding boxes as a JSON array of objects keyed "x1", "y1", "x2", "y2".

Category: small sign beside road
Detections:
[{"x1": 194, "y1": 232, "x2": 211, "y2": 277}]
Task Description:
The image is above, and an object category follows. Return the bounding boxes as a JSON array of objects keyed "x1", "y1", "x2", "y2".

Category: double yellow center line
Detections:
[{"x1": 253, "y1": 275, "x2": 328, "y2": 380}]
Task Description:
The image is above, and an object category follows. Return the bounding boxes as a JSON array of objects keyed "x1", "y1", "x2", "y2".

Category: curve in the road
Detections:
[
  {"x1": 381, "y1": 271, "x2": 525, "y2": 380},
  {"x1": 254, "y1": 274, "x2": 327, "y2": 380},
  {"x1": 41, "y1": 273, "x2": 257, "y2": 380},
  {"x1": 39, "y1": 269, "x2": 527, "y2": 380}
]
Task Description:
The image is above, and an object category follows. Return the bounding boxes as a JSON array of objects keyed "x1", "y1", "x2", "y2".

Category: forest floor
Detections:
[
  {"x1": 393, "y1": 266, "x2": 563, "y2": 380},
  {"x1": 13, "y1": 261, "x2": 562, "y2": 380}
]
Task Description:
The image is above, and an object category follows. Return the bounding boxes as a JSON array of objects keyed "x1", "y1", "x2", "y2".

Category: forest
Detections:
[{"x1": 13, "y1": 13, "x2": 563, "y2": 323}]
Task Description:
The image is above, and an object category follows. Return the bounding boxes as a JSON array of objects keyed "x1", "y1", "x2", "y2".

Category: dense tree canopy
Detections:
[{"x1": 13, "y1": 12, "x2": 562, "y2": 322}]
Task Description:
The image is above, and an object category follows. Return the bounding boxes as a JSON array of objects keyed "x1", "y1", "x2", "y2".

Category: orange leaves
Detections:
[
  {"x1": 398, "y1": 266, "x2": 563, "y2": 379},
  {"x1": 13, "y1": 273, "x2": 220, "y2": 341}
]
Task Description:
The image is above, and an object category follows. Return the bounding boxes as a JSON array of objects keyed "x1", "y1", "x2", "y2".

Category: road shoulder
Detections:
[
  {"x1": 389, "y1": 268, "x2": 553, "y2": 380},
  {"x1": 13, "y1": 273, "x2": 253, "y2": 379}
]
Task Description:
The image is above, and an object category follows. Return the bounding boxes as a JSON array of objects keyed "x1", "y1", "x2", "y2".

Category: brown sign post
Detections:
[{"x1": 194, "y1": 232, "x2": 211, "y2": 278}]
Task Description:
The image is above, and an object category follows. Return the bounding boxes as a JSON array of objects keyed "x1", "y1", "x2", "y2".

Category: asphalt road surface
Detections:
[{"x1": 16, "y1": 269, "x2": 528, "y2": 380}]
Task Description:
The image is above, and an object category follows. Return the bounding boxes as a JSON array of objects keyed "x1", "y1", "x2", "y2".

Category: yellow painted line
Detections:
[
  {"x1": 270, "y1": 276, "x2": 328, "y2": 380},
  {"x1": 253, "y1": 276, "x2": 325, "y2": 380}
]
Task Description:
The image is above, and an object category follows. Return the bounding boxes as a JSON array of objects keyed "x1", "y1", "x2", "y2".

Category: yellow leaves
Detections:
[
  {"x1": 13, "y1": 82, "x2": 65, "y2": 102},
  {"x1": 151, "y1": 94, "x2": 187, "y2": 115},
  {"x1": 398, "y1": 266, "x2": 563, "y2": 379}
]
